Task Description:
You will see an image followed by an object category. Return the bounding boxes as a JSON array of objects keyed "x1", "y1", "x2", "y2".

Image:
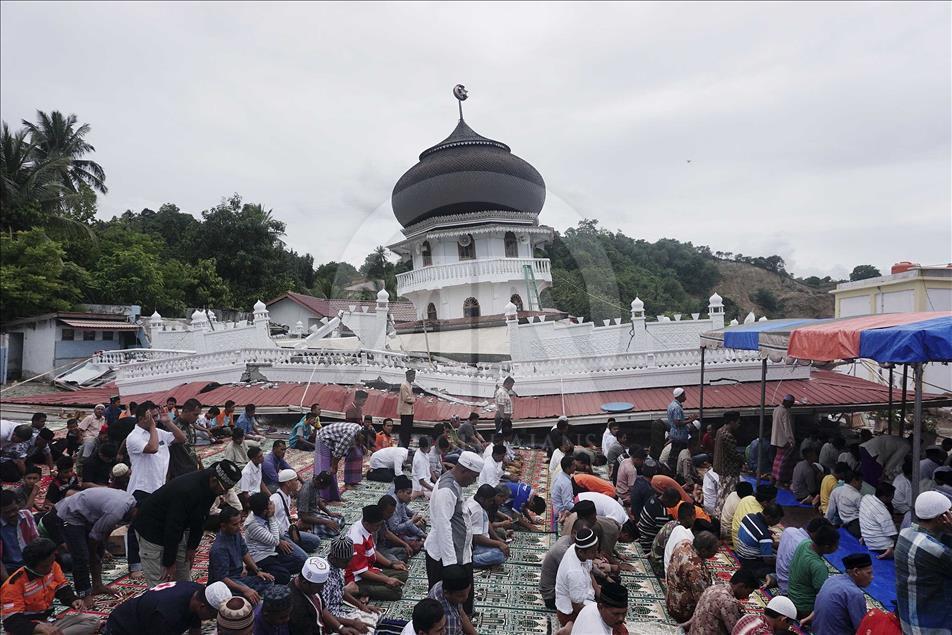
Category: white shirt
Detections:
[
  {"x1": 270, "y1": 489, "x2": 293, "y2": 535},
  {"x1": 549, "y1": 448, "x2": 566, "y2": 483},
  {"x1": 494, "y1": 386, "x2": 513, "y2": 416},
  {"x1": 369, "y1": 446, "x2": 408, "y2": 475},
  {"x1": 1, "y1": 419, "x2": 17, "y2": 445},
  {"x1": 892, "y1": 473, "x2": 912, "y2": 514},
  {"x1": 411, "y1": 449, "x2": 431, "y2": 492},
  {"x1": 477, "y1": 458, "x2": 504, "y2": 488},
  {"x1": 570, "y1": 602, "x2": 612, "y2": 635},
  {"x1": 663, "y1": 524, "x2": 694, "y2": 572},
  {"x1": 423, "y1": 479, "x2": 472, "y2": 566},
  {"x1": 463, "y1": 496, "x2": 489, "y2": 537},
  {"x1": 399, "y1": 621, "x2": 416, "y2": 635},
  {"x1": 826, "y1": 483, "x2": 863, "y2": 525},
  {"x1": 859, "y1": 495, "x2": 897, "y2": 550},
  {"x1": 702, "y1": 469, "x2": 720, "y2": 515},
  {"x1": 601, "y1": 428, "x2": 620, "y2": 456},
  {"x1": 240, "y1": 461, "x2": 262, "y2": 494},
  {"x1": 125, "y1": 425, "x2": 175, "y2": 494},
  {"x1": 577, "y1": 492, "x2": 628, "y2": 527},
  {"x1": 555, "y1": 544, "x2": 595, "y2": 614}
]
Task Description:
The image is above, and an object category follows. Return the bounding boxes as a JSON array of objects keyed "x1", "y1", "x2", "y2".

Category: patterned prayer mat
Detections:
[{"x1": 46, "y1": 440, "x2": 683, "y2": 634}]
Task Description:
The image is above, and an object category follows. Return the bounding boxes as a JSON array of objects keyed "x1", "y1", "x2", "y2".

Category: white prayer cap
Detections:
[
  {"x1": 672, "y1": 387, "x2": 685, "y2": 398},
  {"x1": 278, "y1": 468, "x2": 298, "y2": 483},
  {"x1": 204, "y1": 581, "x2": 231, "y2": 609},
  {"x1": 111, "y1": 463, "x2": 130, "y2": 478},
  {"x1": 766, "y1": 596, "x2": 797, "y2": 620},
  {"x1": 457, "y1": 451, "x2": 484, "y2": 474},
  {"x1": 301, "y1": 556, "x2": 331, "y2": 583},
  {"x1": 915, "y1": 490, "x2": 952, "y2": 520}
]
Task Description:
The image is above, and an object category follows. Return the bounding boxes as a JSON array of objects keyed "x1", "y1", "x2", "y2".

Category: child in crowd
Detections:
[
  {"x1": 13, "y1": 465, "x2": 42, "y2": 512},
  {"x1": 375, "y1": 419, "x2": 396, "y2": 451}
]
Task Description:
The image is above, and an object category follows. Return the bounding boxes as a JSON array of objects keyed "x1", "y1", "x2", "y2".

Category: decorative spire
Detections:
[{"x1": 453, "y1": 84, "x2": 468, "y2": 121}]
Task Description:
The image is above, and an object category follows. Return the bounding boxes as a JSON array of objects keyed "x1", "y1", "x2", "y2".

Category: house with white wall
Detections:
[{"x1": 2, "y1": 311, "x2": 142, "y2": 380}]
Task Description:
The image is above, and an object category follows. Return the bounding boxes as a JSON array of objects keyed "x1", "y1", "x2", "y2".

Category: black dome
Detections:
[{"x1": 392, "y1": 119, "x2": 546, "y2": 228}]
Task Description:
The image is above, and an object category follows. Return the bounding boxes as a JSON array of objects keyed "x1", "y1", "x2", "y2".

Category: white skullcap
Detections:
[
  {"x1": 672, "y1": 388, "x2": 685, "y2": 398},
  {"x1": 766, "y1": 596, "x2": 797, "y2": 620},
  {"x1": 278, "y1": 468, "x2": 298, "y2": 483},
  {"x1": 111, "y1": 463, "x2": 130, "y2": 477},
  {"x1": 457, "y1": 451, "x2": 485, "y2": 474},
  {"x1": 915, "y1": 490, "x2": 952, "y2": 520},
  {"x1": 94, "y1": 404, "x2": 106, "y2": 410},
  {"x1": 301, "y1": 556, "x2": 331, "y2": 583},
  {"x1": 204, "y1": 581, "x2": 231, "y2": 609}
]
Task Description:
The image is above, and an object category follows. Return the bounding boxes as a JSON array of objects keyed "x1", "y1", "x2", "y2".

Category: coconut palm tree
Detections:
[
  {"x1": 0, "y1": 122, "x2": 69, "y2": 223},
  {"x1": 22, "y1": 110, "x2": 107, "y2": 194}
]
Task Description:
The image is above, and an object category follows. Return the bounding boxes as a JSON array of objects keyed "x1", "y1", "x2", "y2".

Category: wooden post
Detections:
[
  {"x1": 911, "y1": 363, "x2": 923, "y2": 517},
  {"x1": 757, "y1": 357, "x2": 768, "y2": 483}
]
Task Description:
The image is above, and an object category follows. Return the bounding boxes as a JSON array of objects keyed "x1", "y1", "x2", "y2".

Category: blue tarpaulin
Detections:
[{"x1": 858, "y1": 315, "x2": 952, "y2": 364}]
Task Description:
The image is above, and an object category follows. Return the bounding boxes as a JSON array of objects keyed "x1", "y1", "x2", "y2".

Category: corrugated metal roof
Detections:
[
  {"x1": 60, "y1": 320, "x2": 139, "y2": 330},
  {"x1": 6, "y1": 370, "x2": 946, "y2": 424},
  {"x1": 266, "y1": 291, "x2": 417, "y2": 323}
]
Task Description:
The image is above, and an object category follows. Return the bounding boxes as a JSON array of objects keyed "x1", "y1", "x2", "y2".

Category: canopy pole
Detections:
[
  {"x1": 911, "y1": 362, "x2": 923, "y2": 517},
  {"x1": 699, "y1": 347, "x2": 705, "y2": 427},
  {"x1": 900, "y1": 364, "x2": 909, "y2": 429},
  {"x1": 887, "y1": 365, "x2": 894, "y2": 435},
  {"x1": 757, "y1": 357, "x2": 768, "y2": 484}
]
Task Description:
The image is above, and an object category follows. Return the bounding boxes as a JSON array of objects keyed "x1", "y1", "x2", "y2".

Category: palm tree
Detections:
[
  {"x1": 0, "y1": 122, "x2": 69, "y2": 223},
  {"x1": 22, "y1": 110, "x2": 107, "y2": 194}
]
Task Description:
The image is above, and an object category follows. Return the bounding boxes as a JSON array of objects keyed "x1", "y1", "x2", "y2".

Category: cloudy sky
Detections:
[{"x1": 2, "y1": 2, "x2": 949, "y2": 279}]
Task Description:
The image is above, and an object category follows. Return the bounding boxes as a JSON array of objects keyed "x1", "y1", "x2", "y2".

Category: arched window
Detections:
[
  {"x1": 457, "y1": 234, "x2": 475, "y2": 260},
  {"x1": 421, "y1": 241, "x2": 432, "y2": 267},
  {"x1": 504, "y1": 231, "x2": 518, "y2": 258},
  {"x1": 426, "y1": 303, "x2": 437, "y2": 321},
  {"x1": 510, "y1": 294, "x2": 524, "y2": 311},
  {"x1": 463, "y1": 297, "x2": 480, "y2": 318}
]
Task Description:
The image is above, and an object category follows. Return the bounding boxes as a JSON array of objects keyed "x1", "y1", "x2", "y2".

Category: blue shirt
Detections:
[
  {"x1": 0, "y1": 520, "x2": 23, "y2": 567},
  {"x1": 812, "y1": 574, "x2": 868, "y2": 635},
  {"x1": 288, "y1": 420, "x2": 310, "y2": 449},
  {"x1": 776, "y1": 527, "x2": 808, "y2": 594},
  {"x1": 261, "y1": 452, "x2": 291, "y2": 488},
  {"x1": 551, "y1": 472, "x2": 574, "y2": 516},
  {"x1": 506, "y1": 482, "x2": 532, "y2": 513},
  {"x1": 208, "y1": 530, "x2": 248, "y2": 584},
  {"x1": 253, "y1": 602, "x2": 290, "y2": 635},
  {"x1": 666, "y1": 400, "x2": 688, "y2": 443},
  {"x1": 735, "y1": 512, "x2": 774, "y2": 560},
  {"x1": 236, "y1": 414, "x2": 256, "y2": 434}
]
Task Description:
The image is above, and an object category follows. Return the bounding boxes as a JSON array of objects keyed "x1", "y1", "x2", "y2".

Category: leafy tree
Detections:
[
  {"x1": 0, "y1": 229, "x2": 85, "y2": 321},
  {"x1": 0, "y1": 123, "x2": 71, "y2": 230},
  {"x1": 849, "y1": 265, "x2": 881, "y2": 281},
  {"x1": 751, "y1": 288, "x2": 781, "y2": 315},
  {"x1": 90, "y1": 243, "x2": 166, "y2": 308}
]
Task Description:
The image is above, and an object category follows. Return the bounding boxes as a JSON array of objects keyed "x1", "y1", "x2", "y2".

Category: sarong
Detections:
[
  {"x1": 314, "y1": 439, "x2": 341, "y2": 501},
  {"x1": 715, "y1": 473, "x2": 739, "y2": 518},
  {"x1": 344, "y1": 445, "x2": 364, "y2": 485},
  {"x1": 772, "y1": 446, "x2": 795, "y2": 483}
]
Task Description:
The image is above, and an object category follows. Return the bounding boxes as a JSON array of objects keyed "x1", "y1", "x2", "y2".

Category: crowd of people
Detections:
[
  {"x1": 2, "y1": 371, "x2": 952, "y2": 635},
  {"x1": 539, "y1": 387, "x2": 952, "y2": 634}
]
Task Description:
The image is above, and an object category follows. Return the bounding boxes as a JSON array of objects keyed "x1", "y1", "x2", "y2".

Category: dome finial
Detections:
[{"x1": 453, "y1": 84, "x2": 468, "y2": 121}]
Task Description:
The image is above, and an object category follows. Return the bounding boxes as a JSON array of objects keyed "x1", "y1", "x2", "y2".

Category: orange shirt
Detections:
[
  {"x1": 374, "y1": 432, "x2": 394, "y2": 451},
  {"x1": 0, "y1": 562, "x2": 69, "y2": 623},
  {"x1": 666, "y1": 500, "x2": 712, "y2": 523},
  {"x1": 572, "y1": 473, "x2": 616, "y2": 497},
  {"x1": 650, "y1": 475, "x2": 691, "y2": 502}
]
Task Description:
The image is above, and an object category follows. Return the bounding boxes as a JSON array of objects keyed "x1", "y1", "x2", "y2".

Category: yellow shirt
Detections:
[
  {"x1": 819, "y1": 474, "x2": 839, "y2": 514},
  {"x1": 731, "y1": 495, "x2": 763, "y2": 545}
]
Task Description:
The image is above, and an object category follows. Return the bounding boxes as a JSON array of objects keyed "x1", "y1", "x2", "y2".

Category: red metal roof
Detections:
[
  {"x1": 266, "y1": 291, "x2": 417, "y2": 323},
  {"x1": 6, "y1": 370, "x2": 946, "y2": 423}
]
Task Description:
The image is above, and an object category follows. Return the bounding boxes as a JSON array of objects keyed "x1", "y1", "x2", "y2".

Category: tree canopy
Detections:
[{"x1": 1, "y1": 108, "x2": 861, "y2": 325}]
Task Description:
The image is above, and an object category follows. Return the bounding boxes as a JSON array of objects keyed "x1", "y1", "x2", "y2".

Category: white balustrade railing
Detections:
[
  {"x1": 396, "y1": 257, "x2": 552, "y2": 293},
  {"x1": 93, "y1": 348, "x2": 195, "y2": 365}
]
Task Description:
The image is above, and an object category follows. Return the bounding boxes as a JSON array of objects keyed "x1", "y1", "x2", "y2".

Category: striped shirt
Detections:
[
  {"x1": 735, "y1": 512, "x2": 773, "y2": 560},
  {"x1": 895, "y1": 524, "x2": 952, "y2": 634}
]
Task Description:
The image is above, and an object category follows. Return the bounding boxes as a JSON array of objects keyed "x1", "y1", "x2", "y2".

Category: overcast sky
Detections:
[{"x1": 2, "y1": 1, "x2": 949, "y2": 280}]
